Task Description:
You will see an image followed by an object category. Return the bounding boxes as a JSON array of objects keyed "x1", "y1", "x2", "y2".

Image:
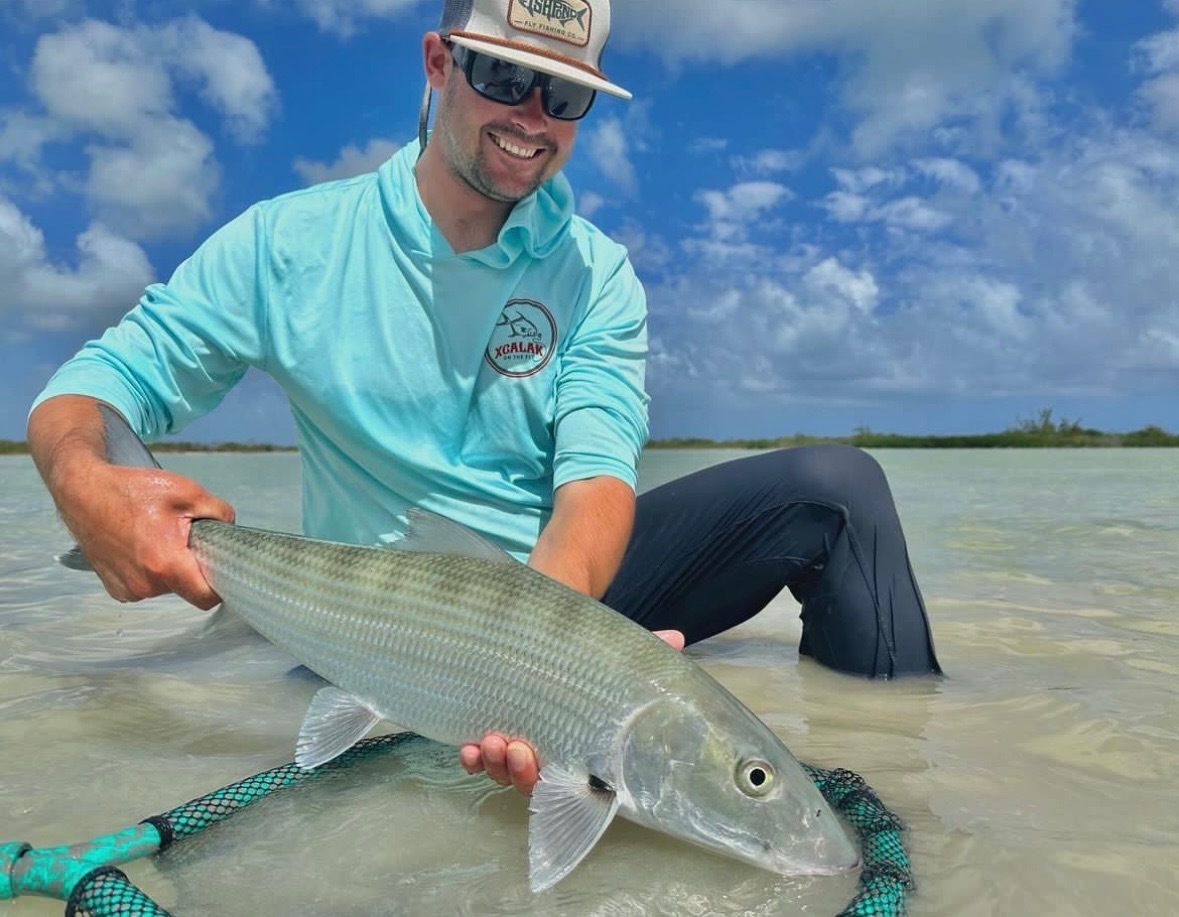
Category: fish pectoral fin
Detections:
[
  {"x1": 295, "y1": 687, "x2": 384, "y2": 770},
  {"x1": 388, "y1": 507, "x2": 517, "y2": 565},
  {"x1": 527, "y1": 763, "x2": 620, "y2": 893}
]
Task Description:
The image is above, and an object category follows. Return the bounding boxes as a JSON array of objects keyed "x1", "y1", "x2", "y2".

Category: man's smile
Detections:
[{"x1": 488, "y1": 131, "x2": 546, "y2": 160}]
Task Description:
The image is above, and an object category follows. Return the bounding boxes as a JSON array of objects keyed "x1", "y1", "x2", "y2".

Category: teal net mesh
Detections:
[
  {"x1": 804, "y1": 764, "x2": 914, "y2": 917},
  {"x1": 10, "y1": 737, "x2": 914, "y2": 916},
  {"x1": 68, "y1": 868, "x2": 170, "y2": 917}
]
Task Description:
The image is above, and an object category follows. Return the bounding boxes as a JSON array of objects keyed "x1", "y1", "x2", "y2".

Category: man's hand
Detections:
[
  {"x1": 61, "y1": 461, "x2": 234, "y2": 609},
  {"x1": 459, "y1": 629, "x2": 685, "y2": 795},
  {"x1": 29, "y1": 395, "x2": 234, "y2": 610}
]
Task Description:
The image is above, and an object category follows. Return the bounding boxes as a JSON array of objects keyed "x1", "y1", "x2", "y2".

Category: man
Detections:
[{"x1": 28, "y1": 0, "x2": 940, "y2": 799}]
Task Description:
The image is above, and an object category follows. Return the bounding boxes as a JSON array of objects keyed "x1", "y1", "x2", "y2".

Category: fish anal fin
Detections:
[
  {"x1": 295, "y1": 686, "x2": 385, "y2": 769},
  {"x1": 528, "y1": 763, "x2": 619, "y2": 893}
]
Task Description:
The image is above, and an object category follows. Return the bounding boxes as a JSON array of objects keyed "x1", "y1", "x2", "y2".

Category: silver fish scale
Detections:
[{"x1": 189, "y1": 520, "x2": 691, "y2": 765}]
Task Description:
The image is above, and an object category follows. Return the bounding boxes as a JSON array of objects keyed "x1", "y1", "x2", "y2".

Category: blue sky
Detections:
[{"x1": 2, "y1": 0, "x2": 1178, "y2": 443}]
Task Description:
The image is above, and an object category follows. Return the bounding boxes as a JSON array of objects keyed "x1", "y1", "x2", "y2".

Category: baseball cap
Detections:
[{"x1": 438, "y1": 0, "x2": 631, "y2": 100}]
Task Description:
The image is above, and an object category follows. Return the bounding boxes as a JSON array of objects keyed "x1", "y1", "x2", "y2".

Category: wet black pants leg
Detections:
[{"x1": 601, "y1": 445, "x2": 942, "y2": 678}]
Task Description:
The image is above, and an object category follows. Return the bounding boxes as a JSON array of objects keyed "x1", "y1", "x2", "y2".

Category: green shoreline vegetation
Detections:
[{"x1": 1, "y1": 410, "x2": 1176, "y2": 455}]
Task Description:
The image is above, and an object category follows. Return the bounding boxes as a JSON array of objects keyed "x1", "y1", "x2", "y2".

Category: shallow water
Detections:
[{"x1": 2, "y1": 449, "x2": 1177, "y2": 916}]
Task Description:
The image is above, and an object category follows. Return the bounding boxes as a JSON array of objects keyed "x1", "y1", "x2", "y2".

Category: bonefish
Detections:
[{"x1": 63, "y1": 403, "x2": 859, "y2": 892}]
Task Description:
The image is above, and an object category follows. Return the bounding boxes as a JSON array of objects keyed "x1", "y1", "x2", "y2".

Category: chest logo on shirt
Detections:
[{"x1": 486, "y1": 299, "x2": 557, "y2": 378}]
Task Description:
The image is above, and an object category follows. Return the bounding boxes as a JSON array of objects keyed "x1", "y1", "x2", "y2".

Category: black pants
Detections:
[{"x1": 602, "y1": 445, "x2": 942, "y2": 678}]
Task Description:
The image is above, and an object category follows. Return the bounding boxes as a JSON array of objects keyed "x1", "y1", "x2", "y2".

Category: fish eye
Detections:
[{"x1": 736, "y1": 758, "x2": 775, "y2": 797}]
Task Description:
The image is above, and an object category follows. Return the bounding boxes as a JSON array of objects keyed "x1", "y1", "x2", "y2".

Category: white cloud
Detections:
[
  {"x1": 611, "y1": 221, "x2": 674, "y2": 274},
  {"x1": 831, "y1": 166, "x2": 904, "y2": 194},
  {"x1": 86, "y1": 119, "x2": 219, "y2": 238},
  {"x1": 733, "y1": 148, "x2": 804, "y2": 176},
  {"x1": 1, "y1": 0, "x2": 79, "y2": 22},
  {"x1": 293, "y1": 138, "x2": 401, "y2": 185},
  {"x1": 0, "y1": 112, "x2": 69, "y2": 194},
  {"x1": 585, "y1": 117, "x2": 637, "y2": 195},
  {"x1": 163, "y1": 16, "x2": 277, "y2": 144},
  {"x1": 1139, "y1": 73, "x2": 1179, "y2": 131},
  {"x1": 803, "y1": 258, "x2": 880, "y2": 314},
  {"x1": 8, "y1": 17, "x2": 276, "y2": 239},
  {"x1": 578, "y1": 191, "x2": 605, "y2": 219},
  {"x1": 696, "y1": 181, "x2": 791, "y2": 225},
  {"x1": 1133, "y1": 27, "x2": 1179, "y2": 131},
  {"x1": 913, "y1": 158, "x2": 982, "y2": 195},
  {"x1": 0, "y1": 195, "x2": 154, "y2": 331},
  {"x1": 689, "y1": 138, "x2": 729, "y2": 155},
  {"x1": 647, "y1": 114, "x2": 1179, "y2": 417},
  {"x1": 614, "y1": 0, "x2": 1078, "y2": 155},
  {"x1": 275, "y1": 0, "x2": 427, "y2": 36},
  {"x1": 31, "y1": 19, "x2": 173, "y2": 139},
  {"x1": 1132, "y1": 28, "x2": 1179, "y2": 75},
  {"x1": 822, "y1": 185, "x2": 950, "y2": 232}
]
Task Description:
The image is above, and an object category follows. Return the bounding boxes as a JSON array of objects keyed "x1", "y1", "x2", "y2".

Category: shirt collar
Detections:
[{"x1": 381, "y1": 138, "x2": 575, "y2": 266}]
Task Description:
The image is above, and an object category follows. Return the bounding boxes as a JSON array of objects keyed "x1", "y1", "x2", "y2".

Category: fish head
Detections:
[{"x1": 615, "y1": 674, "x2": 859, "y2": 878}]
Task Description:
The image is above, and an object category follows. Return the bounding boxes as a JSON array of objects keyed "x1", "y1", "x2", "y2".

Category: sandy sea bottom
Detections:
[{"x1": 1, "y1": 448, "x2": 1177, "y2": 916}]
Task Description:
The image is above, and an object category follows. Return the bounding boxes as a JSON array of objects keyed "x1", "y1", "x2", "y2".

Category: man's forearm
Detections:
[
  {"x1": 28, "y1": 395, "x2": 112, "y2": 497},
  {"x1": 527, "y1": 475, "x2": 635, "y2": 598}
]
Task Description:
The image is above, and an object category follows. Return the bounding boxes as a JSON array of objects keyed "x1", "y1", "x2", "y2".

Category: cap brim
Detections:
[{"x1": 449, "y1": 35, "x2": 632, "y2": 101}]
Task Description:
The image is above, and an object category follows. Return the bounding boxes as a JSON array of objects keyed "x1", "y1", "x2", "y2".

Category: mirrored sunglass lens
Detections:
[
  {"x1": 545, "y1": 79, "x2": 595, "y2": 119},
  {"x1": 469, "y1": 54, "x2": 534, "y2": 103}
]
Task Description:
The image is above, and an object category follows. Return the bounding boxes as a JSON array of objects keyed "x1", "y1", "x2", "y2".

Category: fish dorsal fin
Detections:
[
  {"x1": 57, "y1": 404, "x2": 161, "y2": 572},
  {"x1": 389, "y1": 507, "x2": 517, "y2": 565},
  {"x1": 295, "y1": 686, "x2": 385, "y2": 770},
  {"x1": 97, "y1": 403, "x2": 161, "y2": 469},
  {"x1": 528, "y1": 763, "x2": 620, "y2": 892}
]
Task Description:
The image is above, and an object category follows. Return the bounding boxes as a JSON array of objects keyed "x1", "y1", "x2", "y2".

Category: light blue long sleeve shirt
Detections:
[{"x1": 33, "y1": 141, "x2": 650, "y2": 559}]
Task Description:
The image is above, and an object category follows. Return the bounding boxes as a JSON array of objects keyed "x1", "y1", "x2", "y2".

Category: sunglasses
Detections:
[{"x1": 451, "y1": 45, "x2": 597, "y2": 121}]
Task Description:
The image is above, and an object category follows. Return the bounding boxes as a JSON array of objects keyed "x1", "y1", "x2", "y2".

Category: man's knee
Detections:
[{"x1": 764, "y1": 444, "x2": 889, "y2": 507}]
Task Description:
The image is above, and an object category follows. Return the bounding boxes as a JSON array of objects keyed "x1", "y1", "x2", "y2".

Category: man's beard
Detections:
[{"x1": 437, "y1": 81, "x2": 552, "y2": 203}]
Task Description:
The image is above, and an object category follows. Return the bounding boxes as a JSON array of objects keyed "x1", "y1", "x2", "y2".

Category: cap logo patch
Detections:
[
  {"x1": 509, "y1": 0, "x2": 592, "y2": 48},
  {"x1": 486, "y1": 299, "x2": 557, "y2": 377}
]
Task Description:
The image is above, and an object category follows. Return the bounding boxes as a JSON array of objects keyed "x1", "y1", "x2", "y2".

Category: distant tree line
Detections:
[
  {"x1": 648, "y1": 409, "x2": 1179, "y2": 449},
  {"x1": 2, "y1": 409, "x2": 1176, "y2": 454},
  {"x1": 0, "y1": 440, "x2": 296, "y2": 456}
]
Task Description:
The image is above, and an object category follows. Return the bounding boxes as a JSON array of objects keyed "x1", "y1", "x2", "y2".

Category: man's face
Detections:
[{"x1": 433, "y1": 50, "x2": 579, "y2": 203}]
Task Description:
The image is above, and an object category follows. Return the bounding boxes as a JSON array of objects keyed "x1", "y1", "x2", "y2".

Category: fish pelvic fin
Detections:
[
  {"x1": 528, "y1": 763, "x2": 619, "y2": 893},
  {"x1": 390, "y1": 507, "x2": 517, "y2": 565},
  {"x1": 295, "y1": 686, "x2": 385, "y2": 770}
]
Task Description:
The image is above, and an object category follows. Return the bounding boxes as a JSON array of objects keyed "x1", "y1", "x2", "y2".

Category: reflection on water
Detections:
[{"x1": 2, "y1": 449, "x2": 1178, "y2": 915}]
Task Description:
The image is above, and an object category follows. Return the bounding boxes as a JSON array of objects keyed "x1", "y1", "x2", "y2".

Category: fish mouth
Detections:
[{"x1": 776, "y1": 825, "x2": 861, "y2": 877}]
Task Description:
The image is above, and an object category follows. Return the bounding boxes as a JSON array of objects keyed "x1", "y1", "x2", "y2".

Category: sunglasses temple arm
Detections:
[{"x1": 418, "y1": 82, "x2": 433, "y2": 154}]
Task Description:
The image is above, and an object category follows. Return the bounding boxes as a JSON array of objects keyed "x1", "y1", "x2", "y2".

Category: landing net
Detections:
[{"x1": 2, "y1": 736, "x2": 913, "y2": 916}]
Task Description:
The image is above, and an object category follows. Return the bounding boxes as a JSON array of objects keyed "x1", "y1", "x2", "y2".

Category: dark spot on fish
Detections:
[{"x1": 588, "y1": 774, "x2": 612, "y2": 796}]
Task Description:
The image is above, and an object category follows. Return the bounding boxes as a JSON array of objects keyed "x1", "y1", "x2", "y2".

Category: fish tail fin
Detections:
[
  {"x1": 57, "y1": 403, "x2": 162, "y2": 573},
  {"x1": 57, "y1": 545, "x2": 94, "y2": 572}
]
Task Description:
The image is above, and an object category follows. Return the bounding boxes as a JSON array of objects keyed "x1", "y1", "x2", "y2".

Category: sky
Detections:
[{"x1": 2, "y1": 0, "x2": 1178, "y2": 444}]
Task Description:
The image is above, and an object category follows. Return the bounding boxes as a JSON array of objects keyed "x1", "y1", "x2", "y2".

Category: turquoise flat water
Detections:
[{"x1": 1, "y1": 449, "x2": 1177, "y2": 915}]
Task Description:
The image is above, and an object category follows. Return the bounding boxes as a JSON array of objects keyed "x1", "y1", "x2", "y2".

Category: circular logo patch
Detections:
[{"x1": 485, "y1": 299, "x2": 556, "y2": 378}]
